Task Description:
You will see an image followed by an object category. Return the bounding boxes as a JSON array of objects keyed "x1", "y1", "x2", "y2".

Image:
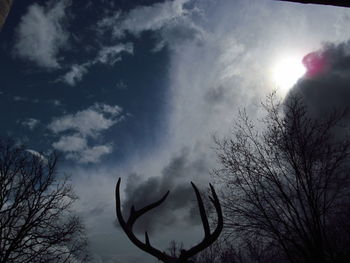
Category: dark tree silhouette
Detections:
[
  {"x1": 0, "y1": 139, "x2": 89, "y2": 263},
  {"x1": 215, "y1": 94, "x2": 350, "y2": 263}
]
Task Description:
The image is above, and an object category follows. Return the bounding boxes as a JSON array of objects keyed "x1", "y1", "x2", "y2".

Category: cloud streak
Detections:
[
  {"x1": 59, "y1": 43, "x2": 133, "y2": 86},
  {"x1": 13, "y1": 0, "x2": 70, "y2": 69}
]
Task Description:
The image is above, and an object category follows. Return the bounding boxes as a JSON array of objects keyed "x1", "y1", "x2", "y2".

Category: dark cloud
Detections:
[
  {"x1": 119, "y1": 150, "x2": 210, "y2": 235},
  {"x1": 287, "y1": 40, "x2": 350, "y2": 119}
]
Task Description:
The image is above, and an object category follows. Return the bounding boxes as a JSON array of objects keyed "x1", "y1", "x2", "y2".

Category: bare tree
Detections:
[
  {"x1": 215, "y1": 93, "x2": 350, "y2": 263},
  {"x1": 115, "y1": 178, "x2": 223, "y2": 263},
  {"x1": 0, "y1": 139, "x2": 89, "y2": 263}
]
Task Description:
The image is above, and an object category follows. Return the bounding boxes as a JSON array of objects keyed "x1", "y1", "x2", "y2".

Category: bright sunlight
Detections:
[{"x1": 271, "y1": 55, "x2": 306, "y2": 94}]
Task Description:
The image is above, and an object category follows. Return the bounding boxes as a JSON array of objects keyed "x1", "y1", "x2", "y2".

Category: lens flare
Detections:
[{"x1": 302, "y1": 51, "x2": 327, "y2": 77}]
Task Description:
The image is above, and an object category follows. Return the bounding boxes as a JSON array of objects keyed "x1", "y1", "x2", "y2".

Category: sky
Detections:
[{"x1": 1, "y1": 0, "x2": 350, "y2": 262}]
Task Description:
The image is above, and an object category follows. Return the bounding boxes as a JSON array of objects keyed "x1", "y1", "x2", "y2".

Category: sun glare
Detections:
[{"x1": 272, "y1": 55, "x2": 306, "y2": 94}]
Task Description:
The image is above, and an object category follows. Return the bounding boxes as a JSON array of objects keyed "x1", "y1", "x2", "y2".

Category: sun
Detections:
[{"x1": 271, "y1": 55, "x2": 306, "y2": 94}]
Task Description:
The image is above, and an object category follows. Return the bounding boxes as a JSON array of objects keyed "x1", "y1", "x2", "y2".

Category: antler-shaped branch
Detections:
[
  {"x1": 115, "y1": 178, "x2": 223, "y2": 263},
  {"x1": 115, "y1": 178, "x2": 173, "y2": 262},
  {"x1": 179, "y1": 182, "x2": 223, "y2": 261}
]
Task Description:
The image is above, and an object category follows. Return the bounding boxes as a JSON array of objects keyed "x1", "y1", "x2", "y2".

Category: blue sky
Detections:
[
  {"x1": 2, "y1": 0, "x2": 350, "y2": 262},
  {"x1": 1, "y1": 0, "x2": 171, "y2": 166}
]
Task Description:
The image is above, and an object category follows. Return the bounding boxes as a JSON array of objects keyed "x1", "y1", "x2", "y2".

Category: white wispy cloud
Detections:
[
  {"x1": 49, "y1": 103, "x2": 123, "y2": 163},
  {"x1": 52, "y1": 134, "x2": 112, "y2": 163},
  {"x1": 13, "y1": 0, "x2": 70, "y2": 69},
  {"x1": 97, "y1": 0, "x2": 203, "y2": 51},
  {"x1": 21, "y1": 118, "x2": 40, "y2": 130},
  {"x1": 59, "y1": 43, "x2": 133, "y2": 86},
  {"x1": 26, "y1": 149, "x2": 48, "y2": 164},
  {"x1": 52, "y1": 134, "x2": 87, "y2": 152},
  {"x1": 100, "y1": 0, "x2": 191, "y2": 37},
  {"x1": 61, "y1": 63, "x2": 90, "y2": 86},
  {"x1": 49, "y1": 103, "x2": 122, "y2": 137},
  {"x1": 67, "y1": 144, "x2": 113, "y2": 164},
  {"x1": 52, "y1": 134, "x2": 113, "y2": 164},
  {"x1": 95, "y1": 43, "x2": 134, "y2": 65}
]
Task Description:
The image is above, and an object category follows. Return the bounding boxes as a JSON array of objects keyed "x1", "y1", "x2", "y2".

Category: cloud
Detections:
[
  {"x1": 288, "y1": 40, "x2": 350, "y2": 119},
  {"x1": 52, "y1": 134, "x2": 113, "y2": 164},
  {"x1": 26, "y1": 149, "x2": 48, "y2": 164},
  {"x1": 153, "y1": 19, "x2": 206, "y2": 51},
  {"x1": 49, "y1": 103, "x2": 123, "y2": 163},
  {"x1": 97, "y1": 0, "x2": 203, "y2": 51},
  {"x1": 52, "y1": 100, "x2": 62, "y2": 106},
  {"x1": 57, "y1": 0, "x2": 198, "y2": 87},
  {"x1": 96, "y1": 11, "x2": 121, "y2": 31},
  {"x1": 49, "y1": 103, "x2": 123, "y2": 137},
  {"x1": 52, "y1": 135, "x2": 87, "y2": 152},
  {"x1": 99, "y1": 0, "x2": 189, "y2": 36},
  {"x1": 13, "y1": 0, "x2": 70, "y2": 69},
  {"x1": 20, "y1": 118, "x2": 40, "y2": 130},
  {"x1": 61, "y1": 63, "x2": 89, "y2": 86},
  {"x1": 67, "y1": 144, "x2": 113, "y2": 164},
  {"x1": 95, "y1": 43, "x2": 134, "y2": 65},
  {"x1": 59, "y1": 43, "x2": 133, "y2": 86},
  {"x1": 119, "y1": 149, "x2": 210, "y2": 234}
]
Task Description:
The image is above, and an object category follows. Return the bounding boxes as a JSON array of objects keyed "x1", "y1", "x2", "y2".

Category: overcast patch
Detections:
[{"x1": 13, "y1": 0, "x2": 70, "y2": 69}]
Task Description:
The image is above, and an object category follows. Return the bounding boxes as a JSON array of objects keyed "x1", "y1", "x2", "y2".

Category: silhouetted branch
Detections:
[{"x1": 116, "y1": 178, "x2": 223, "y2": 263}]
